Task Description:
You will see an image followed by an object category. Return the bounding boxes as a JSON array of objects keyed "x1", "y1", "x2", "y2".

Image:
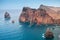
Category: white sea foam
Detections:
[{"x1": 42, "y1": 33, "x2": 45, "y2": 38}]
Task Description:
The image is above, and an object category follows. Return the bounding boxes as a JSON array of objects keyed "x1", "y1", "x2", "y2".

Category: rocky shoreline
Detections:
[{"x1": 19, "y1": 5, "x2": 60, "y2": 25}]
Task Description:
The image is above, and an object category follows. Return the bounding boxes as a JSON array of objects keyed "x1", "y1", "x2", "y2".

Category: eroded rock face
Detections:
[
  {"x1": 4, "y1": 12, "x2": 11, "y2": 20},
  {"x1": 44, "y1": 28, "x2": 54, "y2": 39},
  {"x1": 19, "y1": 5, "x2": 60, "y2": 25}
]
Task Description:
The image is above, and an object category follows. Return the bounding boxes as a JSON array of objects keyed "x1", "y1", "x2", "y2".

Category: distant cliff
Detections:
[{"x1": 19, "y1": 5, "x2": 60, "y2": 25}]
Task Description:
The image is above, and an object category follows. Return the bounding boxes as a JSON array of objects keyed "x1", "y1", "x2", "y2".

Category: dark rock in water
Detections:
[
  {"x1": 12, "y1": 20, "x2": 15, "y2": 23},
  {"x1": 52, "y1": 27, "x2": 55, "y2": 30},
  {"x1": 44, "y1": 28, "x2": 54, "y2": 39},
  {"x1": 4, "y1": 12, "x2": 11, "y2": 20}
]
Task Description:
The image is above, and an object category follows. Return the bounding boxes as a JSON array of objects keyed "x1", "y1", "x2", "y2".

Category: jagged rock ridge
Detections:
[{"x1": 19, "y1": 5, "x2": 60, "y2": 25}]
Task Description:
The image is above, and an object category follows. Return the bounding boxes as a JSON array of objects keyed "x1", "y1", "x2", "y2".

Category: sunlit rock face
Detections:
[
  {"x1": 19, "y1": 4, "x2": 60, "y2": 25},
  {"x1": 44, "y1": 28, "x2": 54, "y2": 39},
  {"x1": 4, "y1": 12, "x2": 11, "y2": 20}
]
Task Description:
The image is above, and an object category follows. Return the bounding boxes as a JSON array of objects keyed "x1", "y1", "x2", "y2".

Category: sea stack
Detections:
[
  {"x1": 4, "y1": 12, "x2": 11, "y2": 20},
  {"x1": 44, "y1": 28, "x2": 54, "y2": 39}
]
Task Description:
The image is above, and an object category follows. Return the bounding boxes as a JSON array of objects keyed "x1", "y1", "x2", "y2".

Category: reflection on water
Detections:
[{"x1": 0, "y1": 10, "x2": 60, "y2": 40}]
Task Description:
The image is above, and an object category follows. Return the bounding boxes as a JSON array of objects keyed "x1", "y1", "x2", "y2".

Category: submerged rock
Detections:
[
  {"x1": 44, "y1": 28, "x2": 54, "y2": 39},
  {"x1": 4, "y1": 12, "x2": 11, "y2": 20}
]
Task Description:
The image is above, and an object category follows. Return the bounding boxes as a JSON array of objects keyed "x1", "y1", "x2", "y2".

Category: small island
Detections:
[
  {"x1": 44, "y1": 28, "x2": 54, "y2": 39},
  {"x1": 4, "y1": 12, "x2": 11, "y2": 20}
]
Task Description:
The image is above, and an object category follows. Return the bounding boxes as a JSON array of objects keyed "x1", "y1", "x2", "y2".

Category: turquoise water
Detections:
[{"x1": 0, "y1": 10, "x2": 60, "y2": 40}]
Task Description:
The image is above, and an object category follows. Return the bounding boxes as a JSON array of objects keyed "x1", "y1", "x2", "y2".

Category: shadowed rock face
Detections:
[{"x1": 19, "y1": 5, "x2": 60, "y2": 25}]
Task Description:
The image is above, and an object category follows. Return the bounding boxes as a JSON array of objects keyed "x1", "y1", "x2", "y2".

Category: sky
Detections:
[{"x1": 0, "y1": 0, "x2": 60, "y2": 10}]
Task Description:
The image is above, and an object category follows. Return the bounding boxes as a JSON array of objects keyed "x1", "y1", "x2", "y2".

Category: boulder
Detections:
[
  {"x1": 44, "y1": 28, "x2": 54, "y2": 39},
  {"x1": 12, "y1": 20, "x2": 15, "y2": 23},
  {"x1": 4, "y1": 12, "x2": 11, "y2": 20}
]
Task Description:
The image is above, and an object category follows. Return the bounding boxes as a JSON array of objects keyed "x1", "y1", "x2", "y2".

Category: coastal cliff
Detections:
[{"x1": 19, "y1": 5, "x2": 60, "y2": 25}]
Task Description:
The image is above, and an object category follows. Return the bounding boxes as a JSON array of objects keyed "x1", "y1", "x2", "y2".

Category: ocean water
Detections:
[{"x1": 0, "y1": 10, "x2": 60, "y2": 40}]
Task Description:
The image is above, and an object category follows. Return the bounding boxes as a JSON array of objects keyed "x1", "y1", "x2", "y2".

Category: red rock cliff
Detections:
[{"x1": 19, "y1": 5, "x2": 60, "y2": 25}]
